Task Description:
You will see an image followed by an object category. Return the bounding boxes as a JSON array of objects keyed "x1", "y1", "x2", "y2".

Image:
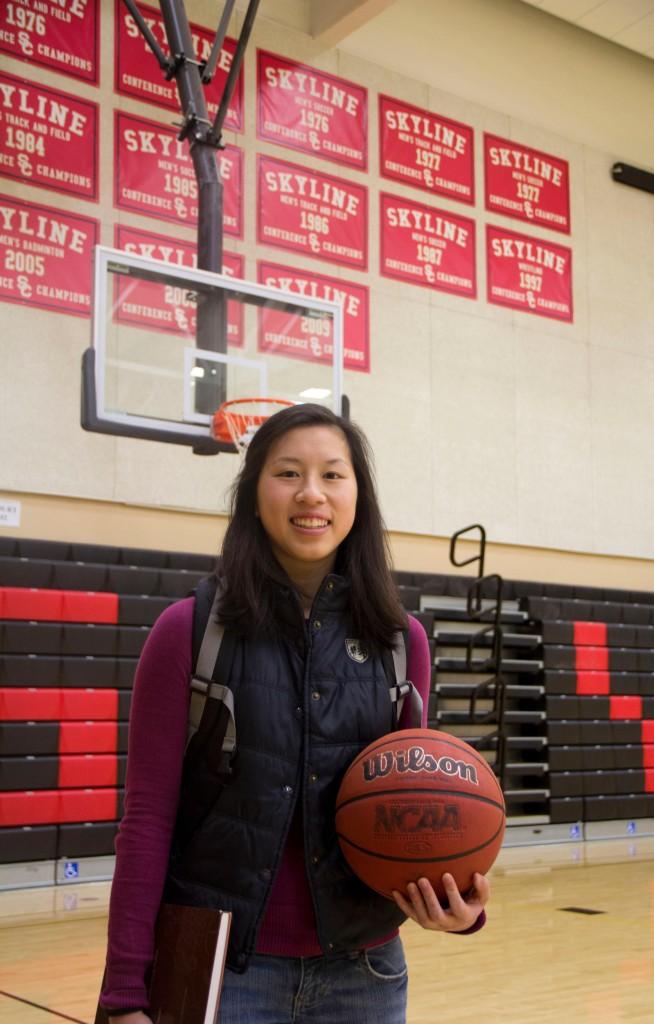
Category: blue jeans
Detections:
[{"x1": 218, "y1": 936, "x2": 408, "y2": 1024}]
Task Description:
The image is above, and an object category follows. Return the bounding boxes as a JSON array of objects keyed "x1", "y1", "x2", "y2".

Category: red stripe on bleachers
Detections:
[
  {"x1": 0, "y1": 688, "x2": 61, "y2": 719},
  {"x1": 60, "y1": 690, "x2": 118, "y2": 720},
  {"x1": 58, "y1": 721, "x2": 118, "y2": 754},
  {"x1": 645, "y1": 769, "x2": 654, "y2": 794},
  {"x1": 62, "y1": 591, "x2": 118, "y2": 623},
  {"x1": 609, "y1": 695, "x2": 642, "y2": 720},
  {"x1": 576, "y1": 671, "x2": 610, "y2": 695},
  {"x1": 58, "y1": 755, "x2": 118, "y2": 788},
  {"x1": 1, "y1": 588, "x2": 63, "y2": 620},
  {"x1": 575, "y1": 647, "x2": 609, "y2": 671},
  {"x1": 643, "y1": 746, "x2": 654, "y2": 769},
  {"x1": 0, "y1": 788, "x2": 117, "y2": 827},
  {"x1": 573, "y1": 622, "x2": 607, "y2": 646},
  {"x1": 0, "y1": 688, "x2": 118, "y2": 721},
  {"x1": 642, "y1": 721, "x2": 654, "y2": 744},
  {"x1": 0, "y1": 588, "x2": 118, "y2": 623}
]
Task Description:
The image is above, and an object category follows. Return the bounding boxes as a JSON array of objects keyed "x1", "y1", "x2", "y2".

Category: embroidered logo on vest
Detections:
[{"x1": 345, "y1": 638, "x2": 369, "y2": 663}]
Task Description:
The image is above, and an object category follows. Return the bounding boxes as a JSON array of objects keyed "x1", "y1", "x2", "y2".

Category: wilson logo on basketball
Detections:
[{"x1": 362, "y1": 745, "x2": 479, "y2": 785}]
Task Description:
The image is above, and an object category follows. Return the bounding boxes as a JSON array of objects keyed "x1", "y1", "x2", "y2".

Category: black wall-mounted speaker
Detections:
[{"x1": 611, "y1": 162, "x2": 654, "y2": 195}]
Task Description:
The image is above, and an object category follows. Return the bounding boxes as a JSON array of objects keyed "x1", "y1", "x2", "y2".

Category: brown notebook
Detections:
[{"x1": 95, "y1": 903, "x2": 232, "y2": 1024}]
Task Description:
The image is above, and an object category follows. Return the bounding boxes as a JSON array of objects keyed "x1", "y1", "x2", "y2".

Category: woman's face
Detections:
[{"x1": 256, "y1": 424, "x2": 358, "y2": 582}]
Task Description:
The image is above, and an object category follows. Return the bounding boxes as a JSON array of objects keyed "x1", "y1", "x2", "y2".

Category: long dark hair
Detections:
[{"x1": 217, "y1": 403, "x2": 406, "y2": 650}]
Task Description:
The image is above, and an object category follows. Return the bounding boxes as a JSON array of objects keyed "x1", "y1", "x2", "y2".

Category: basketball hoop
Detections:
[{"x1": 211, "y1": 397, "x2": 294, "y2": 453}]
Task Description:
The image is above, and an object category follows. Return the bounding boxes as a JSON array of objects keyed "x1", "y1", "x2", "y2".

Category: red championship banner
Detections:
[
  {"x1": 257, "y1": 259, "x2": 370, "y2": 373},
  {"x1": 257, "y1": 154, "x2": 367, "y2": 270},
  {"x1": 257, "y1": 50, "x2": 367, "y2": 170},
  {"x1": 380, "y1": 192, "x2": 476, "y2": 298},
  {"x1": 115, "y1": 1, "x2": 243, "y2": 131},
  {"x1": 0, "y1": 194, "x2": 97, "y2": 317},
  {"x1": 114, "y1": 224, "x2": 244, "y2": 346},
  {"x1": 484, "y1": 134, "x2": 570, "y2": 234},
  {"x1": 486, "y1": 224, "x2": 573, "y2": 322},
  {"x1": 0, "y1": 0, "x2": 99, "y2": 84},
  {"x1": 379, "y1": 95, "x2": 474, "y2": 205},
  {"x1": 0, "y1": 72, "x2": 98, "y2": 200},
  {"x1": 114, "y1": 111, "x2": 243, "y2": 237}
]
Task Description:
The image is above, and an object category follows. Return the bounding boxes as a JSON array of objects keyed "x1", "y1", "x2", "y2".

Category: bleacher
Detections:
[{"x1": 1, "y1": 537, "x2": 653, "y2": 887}]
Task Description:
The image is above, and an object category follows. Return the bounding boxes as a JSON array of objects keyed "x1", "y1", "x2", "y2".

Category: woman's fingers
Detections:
[{"x1": 392, "y1": 872, "x2": 490, "y2": 931}]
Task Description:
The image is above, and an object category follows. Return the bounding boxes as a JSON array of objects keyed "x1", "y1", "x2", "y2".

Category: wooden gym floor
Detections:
[{"x1": 1, "y1": 837, "x2": 653, "y2": 1024}]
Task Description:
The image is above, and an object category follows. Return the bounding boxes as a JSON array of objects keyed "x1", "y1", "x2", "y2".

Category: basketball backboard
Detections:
[{"x1": 82, "y1": 246, "x2": 344, "y2": 453}]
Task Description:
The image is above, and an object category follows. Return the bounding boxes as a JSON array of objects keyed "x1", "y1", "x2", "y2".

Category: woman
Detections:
[{"x1": 100, "y1": 404, "x2": 490, "y2": 1023}]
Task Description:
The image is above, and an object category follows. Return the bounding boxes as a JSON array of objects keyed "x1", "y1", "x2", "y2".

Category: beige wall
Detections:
[
  {"x1": 1, "y1": 0, "x2": 653, "y2": 573},
  {"x1": 2, "y1": 488, "x2": 654, "y2": 592}
]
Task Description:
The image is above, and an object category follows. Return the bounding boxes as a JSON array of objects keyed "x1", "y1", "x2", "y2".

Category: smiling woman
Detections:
[
  {"x1": 255, "y1": 424, "x2": 358, "y2": 611},
  {"x1": 98, "y1": 404, "x2": 489, "y2": 1024}
]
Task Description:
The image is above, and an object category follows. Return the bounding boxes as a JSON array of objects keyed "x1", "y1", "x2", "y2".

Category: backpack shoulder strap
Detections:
[
  {"x1": 388, "y1": 626, "x2": 423, "y2": 729},
  {"x1": 186, "y1": 576, "x2": 237, "y2": 774}
]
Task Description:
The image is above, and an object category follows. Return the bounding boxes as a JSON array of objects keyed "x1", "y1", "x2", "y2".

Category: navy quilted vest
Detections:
[{"x1": 164, "y1": 573, "x2": 406, "y2": 971}]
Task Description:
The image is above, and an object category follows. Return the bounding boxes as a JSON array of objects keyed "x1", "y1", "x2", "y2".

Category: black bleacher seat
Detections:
[
  {"x1": 57, "y1": 822, "x2": 119, "y2": 858},
  {"x1": 0, "y1": 557, "x2": 53, "y2": 588},
  {"x1": 53, "y1": 562, "x2": 109, "y2": 591},
  {"x1": 584, "y1": 795, "x2": 617, "y2": 820},
  {"x1": 71, "y1": 543, "x2": 121, "y2": 565},
  {"x1": 0, "y1": 655, "x2": 137, "y2": 688},
  {"x1": 396, "y1": 585, "x2": 421, "y2": 611},
  {"x1": 393, "y1": 570, "x2": 417, "y2": 586},
  {"x1": 119, "y1": 547, "x2": 169, "y2": 568},
  {"x1": 1, "y1": 723, "x2": 60, "y2": 755},
  {"x1": 118, "y1": 595, "x2": 174, "y2": 625},
  {"x1": 158, "y1": 568, "x2": 206, "y2": 598},
  {"x1": 117, "y1": 626, "x2": 150, "y2": 657},
  {"x1": 0, "y1": 826, "x2": 58, "y2": 863},
  {"x1": 550, "y1": 797, "x2": 583, "y2": 823},
  {"x1": 1, "y1": 622, "x2": 152, "y2": 658},
  {"x1": 17, "y1": 539, "x2": 71, "y2": 561},
  {"x1": 61, "y1": 625, "x2": 119, "y2": 657},
  {"x1": 107, "y1": 566, "x2": 160, "y2": 596},
  {"x1": 0, "y1": 757, "x2": 59, "y2": 790},
  {"x1": 167, "y1": 551, "x2": 215, "y2": 572}
]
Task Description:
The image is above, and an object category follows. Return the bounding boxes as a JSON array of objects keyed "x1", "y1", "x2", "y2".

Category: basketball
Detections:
[{"x1": 335, "y1": 729, "x2": 506, "y2": 900}]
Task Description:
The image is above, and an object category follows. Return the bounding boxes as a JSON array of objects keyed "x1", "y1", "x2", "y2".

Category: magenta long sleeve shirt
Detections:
[{"x1": 101, "y1": 599, "x2": 439, "y2": 1010}]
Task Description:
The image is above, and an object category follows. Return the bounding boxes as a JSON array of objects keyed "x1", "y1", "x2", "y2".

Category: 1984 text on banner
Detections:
[{"x1": 0, "y1": 72, "x2": 98, "y2": 200}]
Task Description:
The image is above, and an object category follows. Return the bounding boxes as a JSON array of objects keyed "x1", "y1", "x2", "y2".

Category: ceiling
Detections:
[{"x1": 518, "y1": 0, "x2": 654, "y2": 59}]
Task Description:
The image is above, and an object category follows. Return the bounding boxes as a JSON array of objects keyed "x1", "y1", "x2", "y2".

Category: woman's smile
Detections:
[{"x1": 256, "y1": 424, "x2": 358, "y2": 588}]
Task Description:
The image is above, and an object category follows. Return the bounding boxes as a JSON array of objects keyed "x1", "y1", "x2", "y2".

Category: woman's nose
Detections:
[{"x1": 296, "y1": 477, "x2": 326, "y2": 502}]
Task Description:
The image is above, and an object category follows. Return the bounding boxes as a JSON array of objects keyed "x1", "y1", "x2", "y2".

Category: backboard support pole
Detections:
[{"x1": 158, "y1": 0, "x2": 227, "y2": 420}]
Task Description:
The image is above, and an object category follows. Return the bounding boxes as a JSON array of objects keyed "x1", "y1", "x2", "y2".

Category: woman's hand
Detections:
[
  {"x1": 392, "y1": 871, "x2": 490, "y2": 932},
  {"x1": 108, "y1": 1013, "x2": 152, "y2": 1024}
]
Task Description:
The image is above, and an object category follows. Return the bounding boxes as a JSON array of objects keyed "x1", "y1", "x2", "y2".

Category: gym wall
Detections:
[{"x1": 1, "y1": 0, "x2": 653, "y2": 571}]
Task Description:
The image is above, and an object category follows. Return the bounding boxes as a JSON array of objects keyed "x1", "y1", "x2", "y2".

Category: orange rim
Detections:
[{"x1": 211, "y1": 397, "x2": 294, "y2": 444}]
